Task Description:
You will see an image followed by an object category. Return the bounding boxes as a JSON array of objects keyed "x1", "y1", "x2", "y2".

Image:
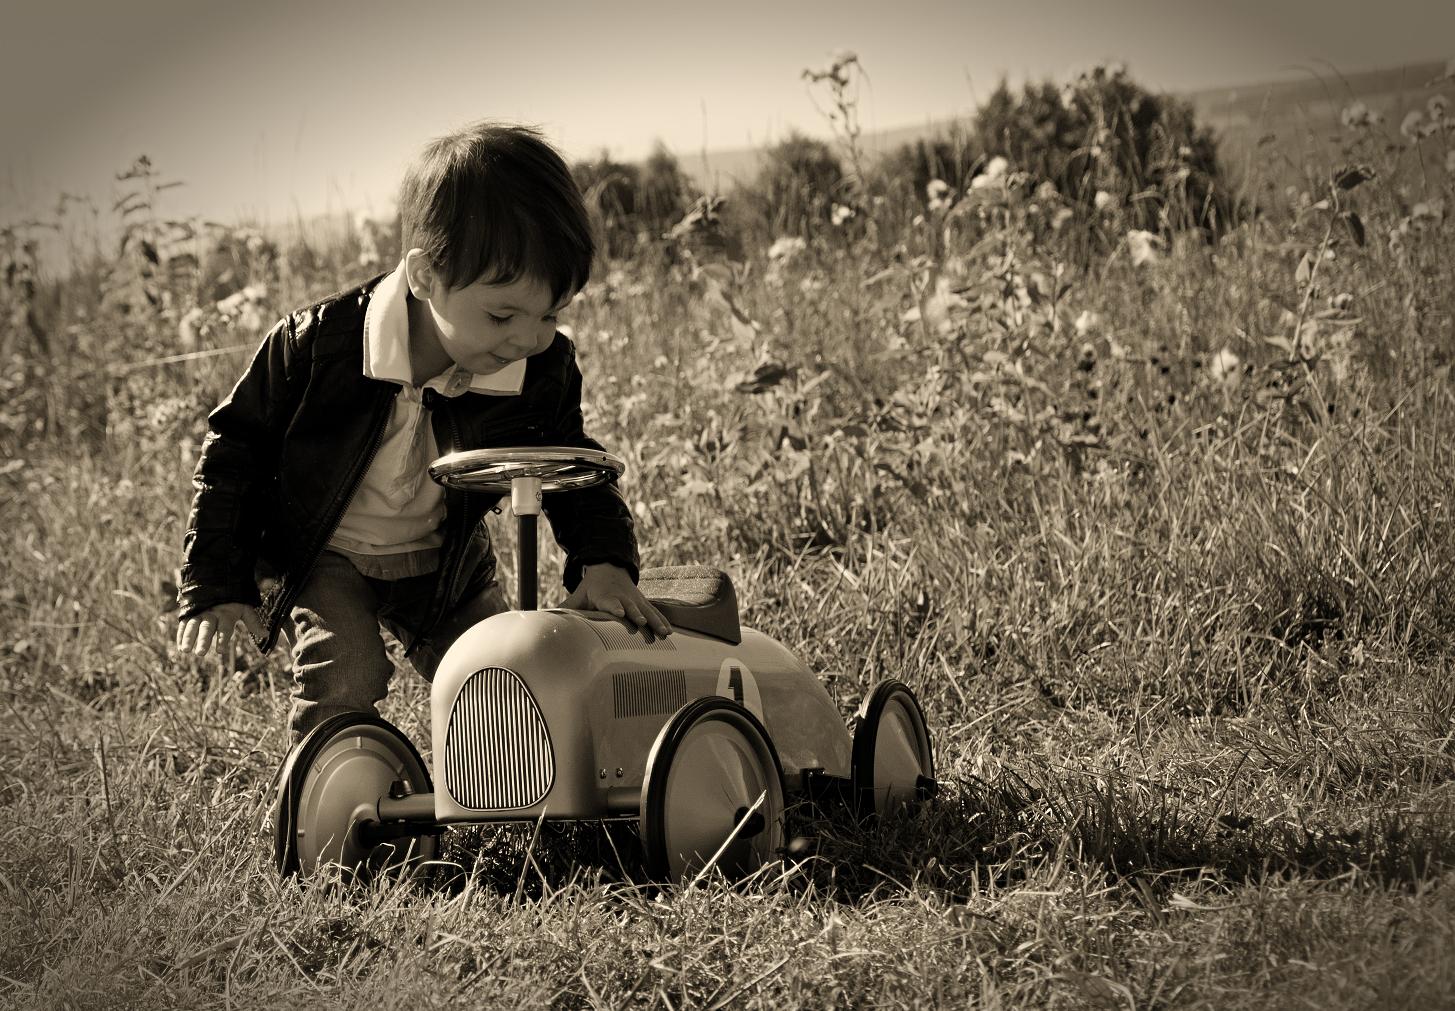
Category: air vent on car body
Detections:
[{"x1": 612, "y1": 670, "x2": 687, "y2": 718}]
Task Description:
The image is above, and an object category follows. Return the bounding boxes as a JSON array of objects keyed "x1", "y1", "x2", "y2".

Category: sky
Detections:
[{"x1": 2, "y1": 0, "x2": 1452, "y2": 227}]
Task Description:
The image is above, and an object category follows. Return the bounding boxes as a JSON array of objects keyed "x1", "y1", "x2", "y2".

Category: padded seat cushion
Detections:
[{"x1": 638, "y1": 565, "x2": 741, "y2": 645}]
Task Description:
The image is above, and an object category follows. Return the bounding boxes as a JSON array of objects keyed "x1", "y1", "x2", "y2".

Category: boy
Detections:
[{"x1": 174, "y1": 122, "x2": 670, "y2": 742}]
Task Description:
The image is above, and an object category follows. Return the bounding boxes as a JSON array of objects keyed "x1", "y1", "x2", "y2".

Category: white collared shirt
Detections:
[{"x1": 326, "y1": 261, "x2": 526, "y2": 579}]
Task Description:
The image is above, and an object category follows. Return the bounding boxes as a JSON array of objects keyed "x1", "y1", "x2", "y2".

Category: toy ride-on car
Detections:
[{"x1": 272, "y1": 447, "x2": 937, "y2": 884}]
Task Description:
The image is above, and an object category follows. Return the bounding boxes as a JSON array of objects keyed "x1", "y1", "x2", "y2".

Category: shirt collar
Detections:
[{"x1": 362, "y1": 259, "x2": 526, "y2": 396}]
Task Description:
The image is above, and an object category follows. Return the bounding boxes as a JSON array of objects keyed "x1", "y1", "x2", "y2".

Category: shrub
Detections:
[
  {"x1": 573, "y1": 144, "x2": 694, "y2": 257},
  {"x1": 746, "y1": 131, "x2": 846, "y2": 237},
  {"x1": 974, "y1": 65, "x2": 1235, "y2": 237},
  {"x1": 874, "y1": 126, "x2": 983, "y2": 206},
  {"x1": 573, "y1": 152, "x2": 646, "y2": 258},
  {"x1": 637, "y1": 143, "x2": 693, "y2": 234}
]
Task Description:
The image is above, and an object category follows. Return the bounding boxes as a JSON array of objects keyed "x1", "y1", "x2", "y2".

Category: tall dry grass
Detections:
[{"x1": 3, "y1": 65, "x2": 1455, "y2": 1008}]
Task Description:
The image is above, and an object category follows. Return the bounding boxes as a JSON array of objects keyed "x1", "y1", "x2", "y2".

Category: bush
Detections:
[
  {"x1": 974, "y1": 65, "x2": 1235, "y2": 236},
  {"x1": 874, "y1": 125, "x2": 983, "y2": 206},
  {"x1": 746, "y1": 131, "x2": 846, "y2": 237},
  {"x1": 573, "y1": 144, "x2": 694, "y2": 257}
]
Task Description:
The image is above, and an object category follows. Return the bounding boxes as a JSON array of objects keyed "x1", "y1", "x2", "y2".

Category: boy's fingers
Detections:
[
  {"x1": 178, "y1": 619, "x2": 196, "y2": 652},
  {"x1": 193, "y1": 618, "x2": 215, "y2": 655},
  {"x1": 645, "y1": 603, "x2": 672, "y2": 636}
]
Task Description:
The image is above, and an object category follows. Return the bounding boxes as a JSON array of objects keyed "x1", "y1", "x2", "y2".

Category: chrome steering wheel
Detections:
[{"x1": 429, "y1": 446, "x2": 624, "y2": 494}]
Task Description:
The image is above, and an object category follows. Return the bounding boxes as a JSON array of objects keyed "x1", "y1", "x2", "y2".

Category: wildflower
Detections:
[
  {"x1": 1330, "y1": 292, "x2": 1354, "y2": 311},
  {"x1": 1430, "y1": 94, "x2": 1448, "y2": 121},
  {"x1": 968, "y1": 160, "x2": 1008, "y2": 191},
  {"x1": 921, "y1": 276, "x2": 968, "y2": 336},
  {"x1": 1401, "y1": 110, "x2": 1426, "y2": 141},
  {"x1": 216, "y1": 283, "x2": 269, "y2": 333},
  {"x1": 1074, "y1": 310, "x2": 1100, "y2": 336},
  {"x1": 178, "y1": 306, "x2": 206, "y2": 350},
  {"x1": 1051, "y1": 207, "x2": 1075, "y2": 230},
  {"x1": 1388, "y1": 217, "x2": 1412, "y2": 254},
  {"x1": 1295, "y1": 320, "x2": 1320, "y2": 359},
  {"x1": 1209, "y1": 347, "x2": 1241, "y2": 386},
  {"x1": 831, "y1": 203, "x2": 854, "y2": 226},
  {"x1": 766, "y1": 236, "x2": 807, "y2": 262},
  {"x1": 805, "y1": 49, "x2": 857, "y2": 86},
  {"x1": 1126, "y1": 230, "x2": 1164, "y2": 267},
  {"x1": 1411, "y1": 198, "x2": 1445, "y2": 223},
  {"x1": 1093, "y1": 190, "x2": 1116, "y2": 212},
  {"x1": 925, "y1": 179, "x2": 955, "y2": 212},
  {"x1": 1341, "y1": 101, "x2": 1380, "y2": 128}
]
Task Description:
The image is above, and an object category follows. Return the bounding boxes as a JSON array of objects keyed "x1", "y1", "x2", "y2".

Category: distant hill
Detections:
[
  {"x1": 1183, "y1": 59, "x2": 1447, "y2": 184},
  {"x1": 681, "y1": 116, "x2": 963, "y2": 192},
  {"x1": 269, "y1": 58, "x2": 1447, "y2": 251},
  {"x1": 678, "y1": 59, "x2": 1449, "y2": 193}
]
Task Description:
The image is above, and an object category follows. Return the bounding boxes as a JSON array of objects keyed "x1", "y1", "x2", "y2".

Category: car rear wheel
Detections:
[
  {"x1": 639, "y1": 697, "x2": 785, "y2": 884},
  {"x1": 851, "y1": 680, "x2": 936, "y2": 820}
]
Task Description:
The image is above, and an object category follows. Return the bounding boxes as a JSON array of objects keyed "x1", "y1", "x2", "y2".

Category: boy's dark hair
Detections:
[{"x1": 399, "y1": 122, "x2": 594, "y2": 302}]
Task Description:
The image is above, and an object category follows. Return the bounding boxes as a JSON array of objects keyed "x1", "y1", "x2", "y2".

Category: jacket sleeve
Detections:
[
  {"x1": 540, "y1": 338, "x2": 641, "y2": 590},
  {"x1": 177, "y1": 315, "x2": 305, "y2": 619}
]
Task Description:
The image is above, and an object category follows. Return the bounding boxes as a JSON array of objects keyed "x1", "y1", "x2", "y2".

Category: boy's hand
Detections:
[
  {"x1": 561, "y1": 564, "x2": 672, "y2": 640},
  {"x1": 176, "y1": 603, "x2": 263, "y2": 658}
]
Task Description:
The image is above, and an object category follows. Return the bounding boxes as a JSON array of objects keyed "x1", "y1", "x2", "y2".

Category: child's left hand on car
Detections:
[{"x1": 562, "y1": 563, "x2": 673, "y2": 641}]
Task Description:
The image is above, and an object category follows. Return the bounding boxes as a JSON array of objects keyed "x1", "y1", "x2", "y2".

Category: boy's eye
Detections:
[{"x1": 487, "y1": 313, "x2": 512, "y2": 324}]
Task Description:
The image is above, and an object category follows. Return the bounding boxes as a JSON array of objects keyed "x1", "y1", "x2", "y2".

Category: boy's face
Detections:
[{"x1": 406, "y1": 251, "x2": 569, "y2": 377}]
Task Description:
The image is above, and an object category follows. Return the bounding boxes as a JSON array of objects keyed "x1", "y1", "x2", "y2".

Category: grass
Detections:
[{"x1": 4, "y1": 65, "x2": 1455, "y2": 1008}]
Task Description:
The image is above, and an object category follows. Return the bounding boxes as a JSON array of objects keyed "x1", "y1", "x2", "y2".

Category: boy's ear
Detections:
[{"x1": 403, "y1": 249, "x2": 439, "y2": 300}]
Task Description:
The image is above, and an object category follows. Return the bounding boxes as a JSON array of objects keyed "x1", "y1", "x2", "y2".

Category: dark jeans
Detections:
[{"x1": 282, "y1": 550, "x2": 508, "y2": 742}]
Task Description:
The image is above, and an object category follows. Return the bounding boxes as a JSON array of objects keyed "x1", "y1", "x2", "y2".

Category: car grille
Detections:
[{"x1": 443, "y1": 667, "x2": 554, "y2": 811}]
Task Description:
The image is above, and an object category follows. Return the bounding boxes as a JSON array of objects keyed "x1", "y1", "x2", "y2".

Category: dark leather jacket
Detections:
[{"x1": 177, "y1": 273, "x2": 638, "y2": 654}]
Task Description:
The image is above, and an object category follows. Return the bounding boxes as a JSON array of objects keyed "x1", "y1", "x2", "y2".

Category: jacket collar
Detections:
[{"x1": 362, "y1": 260, "x2": 526, "y2": 395}]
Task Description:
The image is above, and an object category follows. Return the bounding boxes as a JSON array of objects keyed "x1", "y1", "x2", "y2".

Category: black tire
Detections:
[
  {"x1": 639, "y1": 697, "x2": 785, "y2": 884},
  {"x1": 272, "y1": 713, "x2": 437, "y2": 881},
  {"x1": 851, "y1": 680, "x2": 935, "y2": 820}
]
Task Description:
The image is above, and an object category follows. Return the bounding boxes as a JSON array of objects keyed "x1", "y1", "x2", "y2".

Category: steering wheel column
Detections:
[
  {"x1": 511, "y1": 474, "x2": 543, "y2": 610},
  {"x1": 429, "y1": 447, "x2": 626, "y2": 612}
]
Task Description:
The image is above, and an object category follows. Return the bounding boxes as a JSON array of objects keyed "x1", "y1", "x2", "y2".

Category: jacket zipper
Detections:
[
  {"x1": 262, "y1": 385, "x2": 396, "y2": 648},
  {"x1": 405, "y1": 394, "x2": 467, "y2": 656}
]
